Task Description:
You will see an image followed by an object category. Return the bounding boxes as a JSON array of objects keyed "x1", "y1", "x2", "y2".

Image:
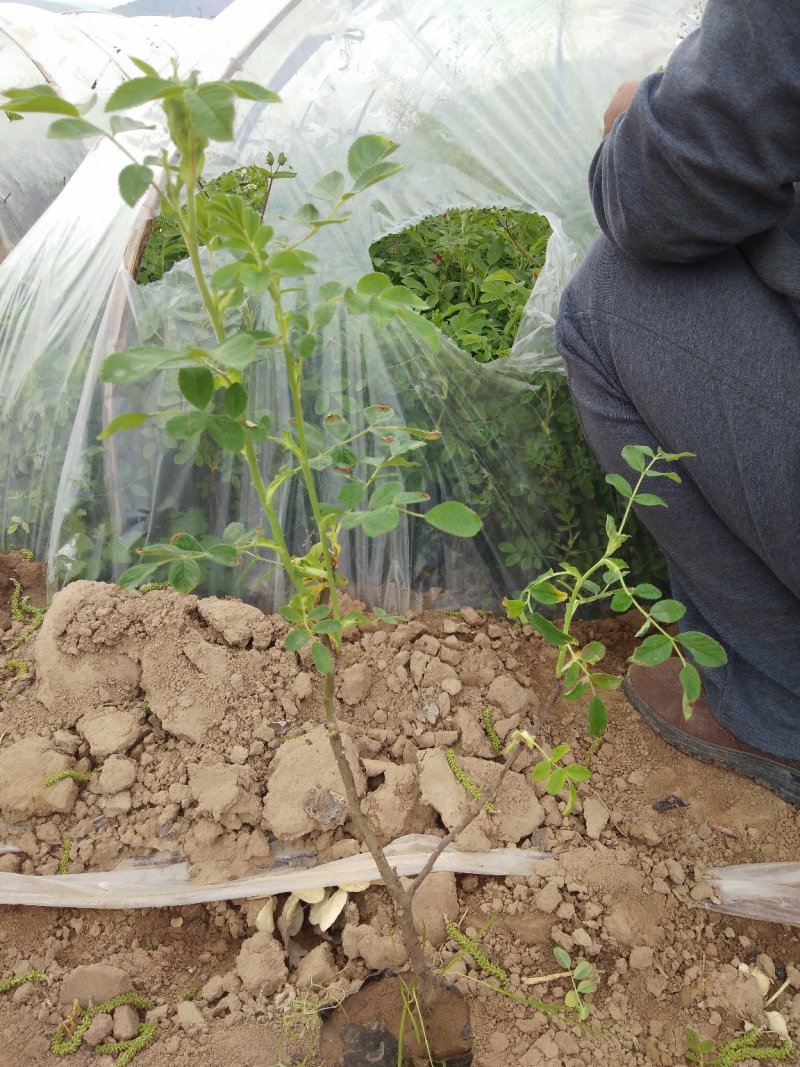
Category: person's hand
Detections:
[{"x1": 603, "y1": 80, "x2": 639, "y2": 137}]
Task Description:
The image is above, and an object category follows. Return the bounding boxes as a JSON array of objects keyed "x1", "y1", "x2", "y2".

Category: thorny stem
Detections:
[{"x1": 321, "y1": 656, "x2": 431, "y2": 986}]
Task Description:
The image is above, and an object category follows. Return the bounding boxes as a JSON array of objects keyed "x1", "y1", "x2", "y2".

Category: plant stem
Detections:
[
  {"x1": 533, "y1": 679, "x2": 564, "y2": 733},
  {"x1": 271, "y1": 283, "x2": 341, "y2": 618},
  {"x1": 182, "y1": 157, "x2": 225, "y2": 343},
  {"x1": 241, "y1": 439, "x2": 304, "y2": 595},
  {"x1": 408, "y1": 742, "x2": 522, "y2": 901},
  {"x1": 321, "y1": 661, "x2": 431, "y2": 984}
]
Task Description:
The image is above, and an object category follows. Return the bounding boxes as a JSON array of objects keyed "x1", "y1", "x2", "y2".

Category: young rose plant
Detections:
[
  {"x1": 0, "y1": 68, "x2": 490, "y2": 997},
  {"x1": 505, "y1": 444, "x2": 728, "y2": 738}
]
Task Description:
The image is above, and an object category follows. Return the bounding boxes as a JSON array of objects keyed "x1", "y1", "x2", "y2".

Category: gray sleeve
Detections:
[{"x1": 590, "y1": 0, "x2": 800, "y2": 262}]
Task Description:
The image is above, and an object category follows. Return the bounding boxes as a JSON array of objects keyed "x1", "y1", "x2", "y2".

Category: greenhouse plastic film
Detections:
[
  {"x1": 0, "y1": 3, "x2": 207, "y2": 259},
  {"x1": 0, "y1": 0, "x2": 691, "y2": 610}
]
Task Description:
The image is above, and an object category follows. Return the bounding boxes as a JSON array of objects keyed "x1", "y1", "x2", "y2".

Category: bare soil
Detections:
[{"x1": 0, "y1": 551, "x2": 798, "y2": 1067}]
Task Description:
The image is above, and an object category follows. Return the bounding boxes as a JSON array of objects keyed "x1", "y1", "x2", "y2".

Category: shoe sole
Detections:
[{"x1": 623, "y1": 676, "x2": 800, "y2": 807}]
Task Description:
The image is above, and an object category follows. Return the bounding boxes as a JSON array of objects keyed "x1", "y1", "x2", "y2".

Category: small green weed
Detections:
[
  {"x1": 6, "y1": 658, "x2": 28, "y2": 675},
  {"x1": 0, "y1": 969, "x2": 47, "y2": 993},
  {"x1": 444, "y1": 921, "x2": 509, "y2": 986},
  {"x1": 57, "y1": 835, "x2": 73, "y2": 875},
  {"x1": 481, "y1": 707, "x2": 502, "y2": 755},
  {"x1": 275, "y1": 987, "x2": 322, "y2": 1067},
  {"x1": 138, "y1": 581, "x2": 171, "y2": 594},
  {"x1": 7, "y1": 578, "x2": 46, "y2": 651},
  {"x1": 96, "y1": 1023, "x2": 157, "y2": 1067},
  {"x1": 685, "y1": 1027, "x2": 794, "y2": 1064},
  {"x1": 42, "y1": 769, "x2": 93, "y2": 788},
  {"x1": 181, "y1": 981, "x2": 202, "y2": 1001},
  {"x1": 445, "y1": 748, "x2": 493, "y2": 811},
  {"x1": 51, "y1": 992, "x2": 154, "y2": 1058}
]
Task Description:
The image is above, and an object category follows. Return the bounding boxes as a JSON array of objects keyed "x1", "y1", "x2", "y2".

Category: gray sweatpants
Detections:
[{"x1": 556, "y1": 236, "x2": 800, "y2": 759}]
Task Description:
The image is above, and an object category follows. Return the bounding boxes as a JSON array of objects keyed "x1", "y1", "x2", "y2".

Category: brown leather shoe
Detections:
[{"x1": 624, "y1": 659, "x2": 800, "y2": 806}]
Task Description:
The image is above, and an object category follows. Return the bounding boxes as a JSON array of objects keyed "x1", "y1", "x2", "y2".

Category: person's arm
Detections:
[{"x1": 591, "y1": 0, "x2": 800, "y2": 262}]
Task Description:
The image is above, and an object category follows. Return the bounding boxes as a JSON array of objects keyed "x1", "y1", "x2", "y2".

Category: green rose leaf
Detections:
[
  {"x1": 589, "y1": 672, "x2": 622, "y2": 691},
  {"x1": 633, "y1": 583, "x2": 661, "y2": 600},
  {"x1": 102, "y1": 345, "x2": 188, "y2": 384},
  {"x1": 547, "y1": 768, "x2": 567, "y2": 796},
  {"x1": 565, "y1": 764, "x2": 592, "y2": 783},
  {"x1": 118, "y1": 562, "x2": 161, "y2": 589},
  {"x1": 168, "y1": 557, "x2": 203, "y2": 594},
  {"x1": 109, "y1": 115, "x2": 155, "y2": 135},
  {"x1": 166, "y1": 411, "x2": 208, "y2": 438},
  {"x1": 553, "y1": 947, "x2": 572, "y2": 970},
  {"x1": 170, "y1": 532, "x2": 202, "y2": 552},
  {"x1": 649, "y1": 599, "x2": 686, "y2": 624},
  {"x1": 223, "y1": 382, "x2": 248, "y2": 418},
  {"x1": 118, "y1": 163, "x2": 154, "y2": 207},
  {"x1": 528, "y1": 580, "x2": 567, "y2": 606},
  {"x1": 227, "y1": 80, "x2": 280, "y2": 103},
  {"x1": 610, "y1": 590, "x2": 633, "y2": 612},
  {"x1": 361, "y1": 506, "x2": 400, "y2": 537},
  {"x1": 105, "y1": 76, "x2": 179, "y2": 111},
  {"x1": 621, "y1": 444, "x2": 648, "y2": 472},
  {"x1": 423, "y1": 501, "x2": 482, "y2": 537},
  {"x1": 605, "y1": 473, "x2": 632, "y2": 499},
  {"x1": 579, "y1": 641, "x2": 605, "y2": 664},
  {"x1": 526, "y1": 611, "x2": 576, "y2": 648},
  {"x1": 179, "y1": 366, "x2": 214, "y2": 410},
  {"x1": 679, "y1": 662, "x2": 702, "y2": 703},
  {"x1": 97, "y1": 411, "x2": 149, "y2": 439},
  {"x1": 630, "y1": 634, "x2": 673, "y2": 667},
  {"x1": 47, "y1": 117, "x2": 102, "y2": 140},
  {"x1": 369, "y1": 481, "x2": 404, "y2": 509},
  {"x1": 207, "y1": 415, "x2": 246, "y2": 452},
  {"x1": 676, "y1": 631, "x2": 728, "y2": 668},
  {"x1": 347, "y1": 134, "x2": 398, "y2": 180},
  {"x1": 338, "y1": 483, "x2": 365, "y2": 509},
  {"x1": 634, "y1": 492, "x2": 667, "y2": 507},
  {"x1": 311, "y1": 640, "x2": 333, "y2": 675},
  {"x1": 286, "y1": 629, "x2": 312, "y2": 652},
  {"x1": 587, "y1": 695, "x2": 608, "y2": 737},
  {"x1": 184, "y1": 82, "x2": 235, "y2": 141},
  {"x1": 205, "y1": 543, "x2": 240, "y2": 566}
]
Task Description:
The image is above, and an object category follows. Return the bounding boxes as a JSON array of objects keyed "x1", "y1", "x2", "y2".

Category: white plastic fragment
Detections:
[
  {"x1": 703, "y1": 862, "x2": 800, "y2": 926},
  {"x1": 0, "y1": 834, "x2": 547, "y2": 910},
  {"x1": 765, "y1": 1012, "x2": 790, "y2": 1042}
]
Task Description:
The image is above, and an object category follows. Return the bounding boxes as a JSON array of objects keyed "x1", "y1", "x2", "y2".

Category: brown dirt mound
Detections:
[{"x1": 0, "y1": 569, "x2": 798, "y2": 1067}]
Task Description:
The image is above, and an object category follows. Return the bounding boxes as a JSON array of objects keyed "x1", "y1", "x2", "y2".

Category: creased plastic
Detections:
[
  {"x1": 703, "y1": 862, "x2": 800, "y2": 927},
  {"x1": 0, "y1": 0, "x2": 691, "y2": 610},
  {"x1": 0, "y1": 3, "x2": 207, "y2": 260},
  {"x1": 0, "y1": 833, "x2": 547, "y2": 909}
]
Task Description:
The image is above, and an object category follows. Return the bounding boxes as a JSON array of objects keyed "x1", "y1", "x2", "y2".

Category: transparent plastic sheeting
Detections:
[
  {"x1": 0, "y1": 4, "x2": 207, "y2": 260},
  {"x1": 0, "y1": 0, "x2": 690, "y2": 611},
  {"x1": 0, "y1": 834, "x2": 546, "y2": 909},
  {"x1": 704, "y1": 863, "x2": 800, "y2": 928}
]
